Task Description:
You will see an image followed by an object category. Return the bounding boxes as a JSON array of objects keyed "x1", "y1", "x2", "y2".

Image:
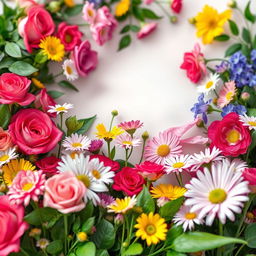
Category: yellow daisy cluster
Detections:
[
  {"x1": 115, "y1": 0, "x2": 130, "y2": 17},
  {"x1": 96, "y1": 123, "x2": 124, "y2": 140}
]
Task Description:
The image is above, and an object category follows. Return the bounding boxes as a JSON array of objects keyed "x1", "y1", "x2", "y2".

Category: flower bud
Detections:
[
  {"x1": 48, "y1": 1, "x2": 61, "y2": 13},
  {"x1": 227, "y1": 0, "x2": 237, "y2": 8},
  {"x1": 114, "y1": 214, "x2": 124, "y2": 225},
  {"x1": 122, "y1": 242, "x2": 129, "y2": 248},
  {"x1": 142, "y1": 131, "x2": 149, "y2": 140},
  {"x1": 111, "y1": 110, "x2": 119, "y2": 116},
  {"x1": 188, "y1": 17, "x2": 196, "y2": 25},
  {"x1": 241, "y1": 92, "x2": 250, "y2": 101},
  {"x1": 170, "y1": 16, "x2": 178, "y2": 24}
]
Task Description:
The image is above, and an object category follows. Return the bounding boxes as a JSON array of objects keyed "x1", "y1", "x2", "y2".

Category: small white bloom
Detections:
[
  {"x1": 62, "y1": 134, "x2": 91, "y2": 152},
  {"x1": 115, "y1": 133, "x2": 141, "y2": 149},
  {"x1": 0, "y1": 148, "x2": 18, "y2": 167},
  {"x1": 240, "y1": 114, "x2": 256, "y2": 130},
  {"x1": 165, "y1": 154, "x2": 192, "y2": 173},
  {"x1": 48, "y1": 103, "x2": 73, "y2": 114},
  {"x1": 62, "y1": 59, "x2": 78, "y2": 81},
  {"x1": 36, "y1": 238, "x2": 49, "y2": 249},
  {"x1": 198, "y1": 73, "x2": 220, "y2": 95}
]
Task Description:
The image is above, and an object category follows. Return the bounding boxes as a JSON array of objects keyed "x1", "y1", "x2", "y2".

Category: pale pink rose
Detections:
[
  {"x1": 44, "y1": 172, "x2": 86, "y2": 214},
  {"x1": 0, "y1": 73, "x2": 35, "y2": 106},
  {"x1": 0, "y1": 128, "x2": 13, "y2": 151},
  {"x1": 82, "y1": 1, "x2": 97, "y2": 24},
  {"x1": 0, "y1": 195, "x2": 28, "y2": 256},
  {"x1": 137, "y1": 23, "x2": 157, "y2": 39},
  {"x1": 16, "y1": 0, "x2": 39, "y2": 12},
  {"x1": 73, "y1": 40, "x2": 98, "y2": 77},
  {"x1": 34, "y1": 88, "x2": 57, "y2": 118},
  {"x1": 9, "y1": 109, "x2": 63, "y2": 155}
]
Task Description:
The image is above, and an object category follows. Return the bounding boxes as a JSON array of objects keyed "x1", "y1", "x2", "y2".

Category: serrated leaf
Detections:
[
  {"x1": 123, "y1": 243, "x2": 143, "y2": 255},
  {"x1": 58, "y1": 80, "x2": 79, "y2": 92},
  {"x1": 9, "y1": 61, "x2": 38, "y2": 76},
  {"x1": 142, "y1": 8, "x2": 161, "y2": 19},
  {"x1": 136, "y1": 186, "x2": 155, "y2": 214},
  {"x1": 225, "y1": 43, "x2": 242, "y2": 57},
  {"x1": 245, "y1": 1, "x2": 255, "y2": 23},
  {"x1": 118, "y1": 35, "x2": 131, "y2": 51},
  {"x1": 159, "y1": 197, "x2": 184, "y2": 221},
  {"x1": 228, "y1": 20, "x2": 239, "y2": 36},
  {"x1": 242, "y1": 28, "x2": 251, "y2": 44},
  {"x1": 47, "y1": 90, "x2": 65, "y2": 99},
  {"x1": 214, "y1": 34, "x2": 230, "y2": 41},
  {"x1": 0, "y1": 104, "x2": 11, "y2": 129}
]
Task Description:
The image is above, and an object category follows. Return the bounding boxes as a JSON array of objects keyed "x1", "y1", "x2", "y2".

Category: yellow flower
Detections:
[
  {"x1": 150, "y1": 184, "x2": 186, "y2": 201},
  {"x1": 64, "y1": 0, "x2": 75, "y2": 7},
  {"x1": 95, "y1": 123, "x2": 124, "y2": 140},
  {"x1": 2, "y1": 159, "x2": 36, "y2": 186},
  {"x1": 115, "y1": 0, "x2": 130, "y2": 17},
  {"x1": 195, "y1": 5, "x2": 232, "y2": 44},
  {"x1": 108, "y1": 196, "x2": 137, "y2": 214},
  {"x1": 135, "y1": 212, "x2": 167, "y2": 246},
  {"x1": 39, "y1": 36, "x2": 65, "y2": 62},
  {"x1": 32, "y1": 78, "x2": 45, "y2": 89}
]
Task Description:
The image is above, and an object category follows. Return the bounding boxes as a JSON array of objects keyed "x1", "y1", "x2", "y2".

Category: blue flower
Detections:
[
  {"x1": 191, "y1": 94, "x2": 211, "y2": 124},
  {"x1": 215, "y1": 61, "x2": 229, "y2": 73},
  {"x1": 221, "y1": 104, "x2": 247, "y2": 117}
]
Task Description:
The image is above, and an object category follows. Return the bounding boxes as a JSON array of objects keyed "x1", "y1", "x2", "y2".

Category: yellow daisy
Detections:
[
  {"x1": 108, "y1": 196, "x2": 137, "y2": 214},
  {"x1": 95, "y1": 123, "x2": 124, "y2": 140},
  {"x1": 64, "y1": 0, "x2": 75, "y2": 8},
  {"x1": 195, "y1": 5, "x2": 232, "y2": 44},
  {"x1": 115, "y1": 0, "x2": 130, "y2": 17},
  {"x1": 32, "y1": 78, "x2": 45, "y2": 89},
  {"x1": 2, "y1": 158, "x2": 36, "y2": 186},
  {"x1": 150, "y1": 184, "x2": 186, "y2": 201},
  {"x1": 39, "y1": 36, "x2": 65, "y2": 62},
  {"x1": 135, "y1": 212, "x2": 167, "y2": 246}
]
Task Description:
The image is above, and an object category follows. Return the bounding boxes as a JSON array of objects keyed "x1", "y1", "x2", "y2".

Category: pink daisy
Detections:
[
  {"x1": 8, "y1": 170, "x2": 46, "y2": 206},
  {"x1": 217, "y1": 81, "x2": 236, "y2": 108},
  {"x1": 118, "y1": 120, "x2": 143, "y2": 135},
  {"x1": 88, "y1": 139, "x2": 103, "y2": 153},
  {"x1": 115, "y1": 133, "x2": 141, "y2": 149},
  {"x1": 98, "y1": 193, "x2": 115, "y2": 208}
]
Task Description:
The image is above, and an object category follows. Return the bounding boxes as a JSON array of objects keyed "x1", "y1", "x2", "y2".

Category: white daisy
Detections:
[
  {"x1": 62, "y1": 59, "x2": 78, "y2": 81},
  {"x1": 115, "y1": 133, "x2": 141, "y2": 149},
  {"x1": 164, "y1": 154, "x2": 192, "y2": 173},
  {"x1": 239, "y1": 114, "x2": 256, "y2": 130},
  {"x1": 185, "y1": 159, "x2": 250, "y2": 226},
  {"x1": 0, "y1": 148, "x2": 18, "y2": 167},
  {"x1": 62, "y1": 134, "x2": 91, "y2": 152},
  {"x1": 173, "y1": 205, "x2": 203, "y2": 231},
  {"x1": 197, "y1": 73, "x2": 220, "y2": 95},
  {"x1": 48, "y1": 103, "x2": 73, "y2": 115},
  {"x1": 229, "y1": 158, "x2": 247, "y2": 172}
]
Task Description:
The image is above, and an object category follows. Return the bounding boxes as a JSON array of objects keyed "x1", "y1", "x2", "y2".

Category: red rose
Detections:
[
  {"x1": 36, "y1": 156, "x2": 61, "y2": 176},
  {"x1": 135, "y1": 161, "x2": 165, "y2": 181},
  {"x1": 113, "y1": 167, "x2": 145, "y2": 196},
  {"x1": 90, "y1": 155, "x2": 120, "y2": 172},
  {"x1": 171, "y1": 0, "x2": 182, "y2": 14},
  {"x1": 208, "y1": 112, "x2": 251, "y2": 157}
]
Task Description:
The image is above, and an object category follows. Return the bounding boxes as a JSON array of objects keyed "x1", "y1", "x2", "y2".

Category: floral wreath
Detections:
[{"x1": 1, "y1": 0, "x2": 256, "y2": 256}]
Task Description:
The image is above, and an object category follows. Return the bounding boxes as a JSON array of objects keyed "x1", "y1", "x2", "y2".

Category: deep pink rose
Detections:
[
  {"x1": 0, "y1": 196, "x2": 28, "y2": 256},
  {"x1": 9, "y1": 109, "x2": 63, "y2": 155},
  {"x1": 137, "y1": 23, "x2": 157, "y2": 39},
  {"x1": 171, "y1": 0, "x2": 182, "y2": 14},
  {"x1": 208, "y1": 112, "x2": 251, "y2": 157},
  {"x1": 90, "y1": 6, "x2": 117, "y2": 46},
  {"x1": 34, "y1": 88, "x2": 57, "y2": 117},
  {"x1": 73, "y1": 40, "x2": 98, "y2": 77},
  {"x1": 44, "y1": 172, "x2": 86, "y2": 214},
  {"x1": 18, "y1": 6, "x2": 55, "y2": 53},
  {"x1": 180, "y1": 43, "x2": 207, "y2": 83},
  {"x1": 0, "y1": 128, "x2": 13, "y2": 151},
  {"x1": 243, "y1": 168, "x2": 256, "y2": 186},
  {"x1": 135, "y1": 161, "x2": 165, "y2": 181},
  {"x1": 36, "y1": 156, "x2": 61, "y2": 176},
  {"x1": 113, "y1": 167, "x2": 145, "y2": 196},
  {"x1": 90, "y1": 155, "x2": 120, "y2": 172},
  {"x1": 57, "y1": 22, "x2": 83, "y2": 51},
  {"x1": 0, "y1": 73, "x2": 35, "y2": 106}
]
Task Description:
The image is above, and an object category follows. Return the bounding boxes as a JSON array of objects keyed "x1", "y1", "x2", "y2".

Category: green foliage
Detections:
[
  {"x1": 9, "y1": 61, "x2": 38, "y2": 76},
  {"x1": 225, "y1": 43, "x2": 242, "y2": 57},
  {"x1": 159, "y1": 197, "x2": 184, "y2": 221},
  {"x1": 244, "y1": 1, "x2": 255, "y2": 23},
  {"x1": 58, "y1": 80, "x2": 79, "y2": 92},
  {"x1": 119, "y1": 35, "x2": 132, "y2": 51},
  {"x1": 214, "y1": 34, "x2": 230, "y2": 41},
  {"x1": 164, "y1": 225, "x2": 183, "y2": 246},
  {"x1": 123, "y1": 243, "x2": 143, "y2": 255},
  {"x1": 64, "y1": 4, "x2": 84, "y2": 16},
  {"x1": 0, "y1": 104, "x2": 11, "y2": 129},
  {"x1": 5, "y1": 42, "x2": 21, "y2": 58},
  {"x1": 136, "y1": 186, "x2": 155, "y2": 214},
  {"x1": 48, "y1": 90, "x2": 65, "y2": 99},
  {"x1": 228, "y1": 20, "x2": 239, "y2": 36},
  {"x1": 46, "y1": 240, "x2": 63, "y2": 254},
  {"x1": 242, "y1": 28, "x2": 251, "y2": 44},
  {"x1": 76, "y1": 115, "x2": 97, "y2": 134},
  {"x1": 245, "y1": 223, "x2": 256, "y2": 248},
  {"x1": 141, "y1": 8, "x2": 162, "y2": 19},
  {"x1": 76, "y1": 242, "x2": 96, "y2": 256},
  {"x1": 81, "y1": 217, "x2": 95, "y2": 233}
]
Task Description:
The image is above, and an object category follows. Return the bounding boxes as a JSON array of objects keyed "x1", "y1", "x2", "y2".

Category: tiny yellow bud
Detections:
[
  {"x1": 48, "y1": 1, "x2": 61, "y2": 13},
  {"x1": 111, "y1": 110, "x2": 119, "y2": 116},
  {"x1": 188, "y1": 17, "x2": 196, "y2": 25},
  {"x1": 142, "y1": 131, "x2": 149, "y2": 140},
  {"x1": 227, "y1": 0, "x2": 237, "y2": 8},
  {"x1": 122, "y1": 242, "x2": 129, "y2": 248},
  {"x1": 77, "y1": 232, "x2": 88, "y2": 242},
  {"x1": 170, "y1": 16, "x2": 178, "y2": 24}
]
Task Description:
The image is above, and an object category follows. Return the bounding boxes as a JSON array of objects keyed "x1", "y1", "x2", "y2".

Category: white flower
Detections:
[
  {"x1": 48, "y1": 103, "x2": 73, "y2": 114},
  {"x1": 62, "y1": 134, "x2": 91, "y2": 152},
  {"x1": 198, "y1": 73, "x2": 220, "y2": 95},
  {"x1": 185, "y1": 159, "x2": 250, "y2": 226},
  {"x1": 115, "y1": 133, "x2": 141, "y2": 149},
  {"x1": 0, "y1": 148, "x2": 18, "y2": 167},
  {"x1": 62, "y1": 59, "x2": 78, "y2": 81},
  {"x1": 229, "y1": 158, "x2": 247, "y2": 172},
  {"x1": 240, "y1": 114, "x2": 256, "y2": 130},
  {"x1": 173, "y1": 205, "x2": 203, "y2": 231},
  {"x1": 164, "y1": 154, "x2": 192, "y2": 173},
  {"x1": 36, "y1": 238, "x2": 49, "y2": 249}
]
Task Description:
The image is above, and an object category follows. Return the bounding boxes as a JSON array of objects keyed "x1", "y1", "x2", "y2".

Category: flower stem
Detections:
[
  {"x1": 57, "y1": 113, "x2": 64, "y2": 158},
  {"x1": 205, "y1": 58, "x2": 228, "y2": 64},
  {"x1": 139, "y1": 140, "x2": 146, "y2": 164},
  {"x1": 107, "y1": 141, "x2": 111, "y2": 159},
  {"x1": 109, "y1": 115, "x2": 115, "y2": 131},
  {"x1": 64, "y1": 214, "x2": 69, "y2": 255},
  {"x1": 175, "y1": 173, "x2": 182, "y2": 186},
  {"x1": 125, "y1": 148, "x2": 129, "y2": 166},
  {"x1": 217, "y1": 221, "x2": 223, "y2": 256}
]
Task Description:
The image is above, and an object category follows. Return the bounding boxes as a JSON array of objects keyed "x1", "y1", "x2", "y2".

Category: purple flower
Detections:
[
  {"x1": 98, "y1": 193, "x2": 115, "y2": 208},
  {"x1": 88, "y1": 139, "x2": 103, "y2": 153},
  {"x1": 215, "y1": 61, "x2": 229, "y2": 73},
  {"x1": 221, "y1": 104, "x2": 246, "y2": 117}
]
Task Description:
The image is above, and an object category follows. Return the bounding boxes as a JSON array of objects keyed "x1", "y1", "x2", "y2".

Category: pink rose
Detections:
[
  {"x1": 243, "y1": 168, "x2": 256, "y2": 186},
  {"x1": 0, "y1": 73, "x2": 35, "y2": 106},
  {"x1": 208, "y1": 112, "x2": 251, "y2": 157},
  {"x1": 82, "y1": 2, "x2": 97, "y2": 24},
  {"x1": 16, "y1": 0, "x2": 39, "y2": 12},
  {"x1": 180, "y1": 43, "x2": 207, "y2": 83},
  {"x1": 0, "y1": 128, "x2": 13, "y2": 151},
  {"x1": 36, "y1": 156, "x2": 61, "y2": 176},
  {"x1": 137, "y1": 23, "x2": 157, "y2": 39},
  {"x1": 0, "y1": 195, "x2": 28, "y2": 256},
  {"x1": 44, "y1": 172, "x2": 86, "y2": 214},
  {"x1": 9, "y1": 109, "x2": 63, "y2": 155},
  {"x1": 135, "y1": 161, "x2": 165, "y2": 181},
  {"x1": 90, "y1": 6, "x2": 117, "y2": 46},
  {"x1": 18, "y1": 6, "x2": 55, "y2": 53},
  {"x1": 34, "y1": 88, "x2": 57, "y2": 117},
  {"x1": 57, "y1": 22, "x2": 83, "y2": 51},
  {"x1": 73, "y1": 40, "x2": 98, "y2": 77},
  {"x1": 113, "y1": 167, "x2": 145, "y2": 196},
  {"x1": 171, "y1": 0, "x2": 182, "y2": 14}
]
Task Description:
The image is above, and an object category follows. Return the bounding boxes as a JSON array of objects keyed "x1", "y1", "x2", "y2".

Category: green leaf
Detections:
[
  {"x1": 65, "y1": 116, "x2": 84, "y2": 136},
  {"x1": 0, "y1": 104, "x2": 11, "y2": 129},
  {"x1": 245, "y1": 1, "x2": 255, "y2": 23},
  {"x1": 164, "y1": 225, "x2": 183, "y2": 246},
  {"x1": 9, "y1": 61, "x2": 38, "y2": 76},
  {"x1": 58, "y1": 80, "x2": 79, "y2": 92},
  {"x1": 0, "y1": 58, "x2": 14, "y2": 69},
  {"x1": 242, "y1": 44, "x2": 250, "y2": 57},
  {"x1": 166, "y1": 251, "x2": 186, "y2": 256},
  {"x1": 16, "y1": 39, "x2": 26, "y2": 50},
  {"x1": 120, "y1": 25, "x2": 130, "y2": 34},
  {"x1": 77, "y1": 115, "x2": 97, "y2": 134},
  {"x1": 35, "y1": 51, "x2": 48, "y2": 64},
  {"x1": 47, "y1": 90, "x2": 65, "y2": 99},
  {"x1": 248, "y1": 130, "x2": 256, "y2": 153},
  {"x1": 245, "y1": 223, "x2": 256, "y2": 248},
  {"x1": 76, "y1": 242, "x2": 96, "y2": 256},
  {"x1": 46, "y1": 240, "x2": 63, "y2": 254},
  {"x1": 242, "y1": 28, "x2": 251, "y2": 44},
  {"x1": 64, "y1": 4, "x2": 83, "y2": 16},
  {"x1": 115, "y1": 159, "x2": 134, "y2": 168},
  {"x1": 79, "y1": 200, "x2": 94, "y2": 223},
  {"x1": 132, "y1": 7, "x2": 145, "y2": 21},
  {"x1": 110, "y1": 146, "x2": 116, "y2": 159},
  {"x1": 72, "y1": 217, "x2": 81, "y2": 233},
  {"x1": 123, "y1": 243, "x2": 143, "y2": 255},
  {"x1": 130, "y1": 25, "x2": 140, "y2": 32},
  {"x1": 81, "y1": 217, "x2": 95, "y2": 233},
  {"x1": 96, "y1": 250, "x2": 110, "y2": 256},
  {"x1": 159, "y1": 197, "x2": 184, "y2": 221},
  {"x1": 118, "y1": 35, "x2": 132, "y2": 51},
  {"x1": 172, "y1": 232, "x2": 247, "y2": 253},
  {"x1": 228, "y1": 20, "x2": 239, "y2": 36},
  {"x1": 5, "y1": 42, "x2": 21, "y2": 58},
  {"x1": 214, "y1": 34, "x2": 230, "y2": 41},
  {"x1": 136, "y1": 186, "x2": 155, "y2": 214},
  {"x1": 225, "y1": 43, "x2": 242, "y2": 57},
  {"x1": 142, "y1": 8, "x2": 161, "y2": 19},
  {"x1": 0, "y1": 52, "x2": 4, "y2": 62},
  {"x1": 247, "y1": 108, "x2": 256, "y2": 117}
]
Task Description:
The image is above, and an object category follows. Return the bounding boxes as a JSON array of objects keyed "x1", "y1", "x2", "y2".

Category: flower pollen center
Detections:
[
  {"x1": 209, "y1": 188, "x2": 227, "y2": 204},
  {"x1": 248, "y1": 121, "x2": 256, "y2": 127},
  {"x1": 56, "y1": 106, "x2": 66, "y2": 112},
  {"x1": 22, "y1": 182, "x2": 34, "y2": 191},
  {"x1": 72, "y1": 142, "x2": 83, "y2": 148},
  {"x1": 145, "y1": 224, "x2": 156, "y2": 235},
  {"x1": 0, "y1": 155, "x2": 9, "y2": 162},
  {"x1": 123, "y1": 140, "x2": 132, "y2": 145},
  {"x1": 172, "y1": 162, "x2": 185, "y2": 168},
  {"x1": 225, "y1": 91, "x2": 234, "y2": 101},
  {"x1": 205, "y1": 81, "x2": 214, "y2": 89},
  {"x1": 66, "y1": 66, "x2": 73, "y2": 75},
  {"x1": 157, "y1": 144, "x2": 170, "y2": 157},
  {"x1": 226, "y1": 129, "x2": 241, "y2": 144},
  {"x1": 185, "y1": 212, "x2": 197, "y2": 220},
  {"x1": 77, "y1": 174, "x2": 91, "y2": 188},
  {"x1": 65, "y1": 34, "x2": 73, "y2": 43},
  {"x1": 92, "y1": 169, "x2": 101, "y2": 179}
]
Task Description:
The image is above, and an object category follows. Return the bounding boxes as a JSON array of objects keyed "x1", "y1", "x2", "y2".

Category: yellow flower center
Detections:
[
  {"x1": 77, "y1": 174, "x2": 91, "y2": 188},
  {"x1": 0, "y1": 155, "x2": 9, "y2": 162},
  {"x1": 22, "y1": 182, "x2": 34, "y2": 191},
  {"x1": 248, "y1": 121, "x2": 256, "y2": 127},
  {"x1": 70, "y1": 152, "x2": 78, "y2": 159},
  {"x1": 72, "y1": 142, "x2": 82, "y2": 148},
  {"x1": 208, "y1": 188, "x2": 227, "y2": 204},
  {"x1": 56, "y1": 106, "x2": 66, "y2": 112},
  {"x1": 185, "y1": 212, "x2": 197, "y2": 220},
  {"x1": 172, "y1": 162, "x2": 185, "y2": 168},
  {"x1": 225, "y1": 91, "x2": 234, "y2": 101},
  {"x1": 88, "y1": 9, "x2": 94, "y2": 17},
  {"x1": 92, "y1": 169, "x2": 101, "y2": 179},
  {"x1": 205, "y1": 81, "x2": 214, "y2": 89},
  {"x1": 123, "y1": 141, "x2": 132, "y2": 145},
  {"x1": 46, "y1": 45, "x2": 57, "y2": 55},
  {"x1": 226, "y1": 129, "x2": 241, "y2": 144},
  {"x1": 65, "y1": 34, "x2": 72, "y2": 43},
  {"x1": 145, "y1": 224, "x2": 156, "y2": 235},
  {"x1": 157, "y1": 144, "x2": 170, "y2": 157},
  {"x1": 66, "y1": 65, "x2": 73, "y2": 75},
  {"x1": 208, "y1": 19, "x2": 217, "y2": 29}
]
